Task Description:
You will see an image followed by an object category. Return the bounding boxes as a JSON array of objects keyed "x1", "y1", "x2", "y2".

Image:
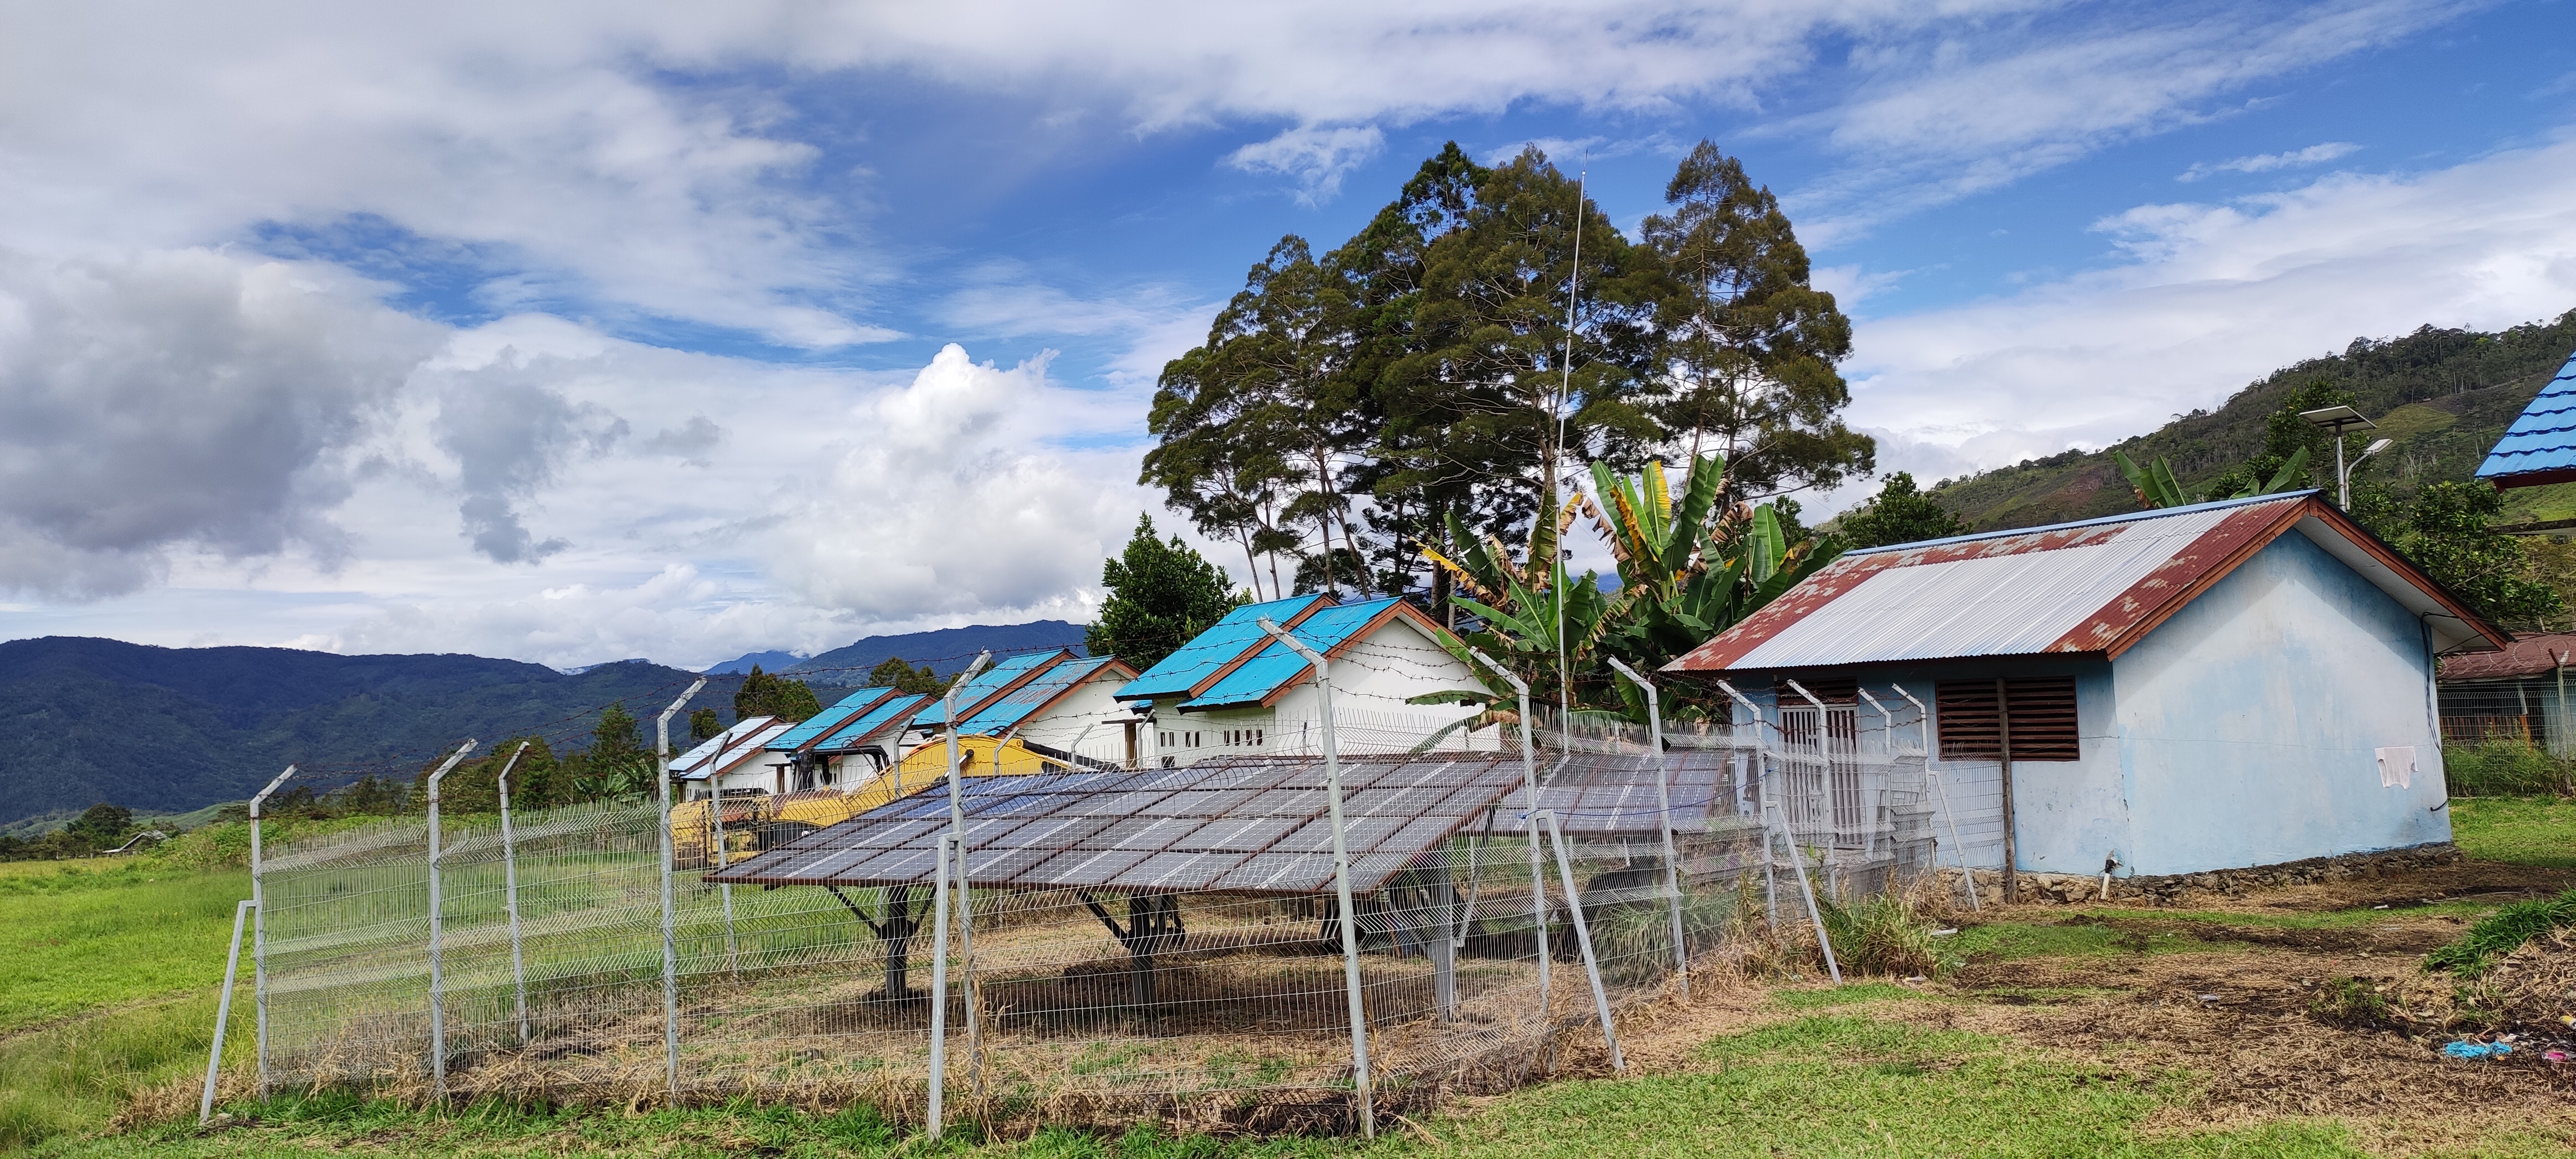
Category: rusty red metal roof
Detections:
[
  {"x1": 1667, "y1": 491, "x2": 2504, "y2": 673},
  {"x1": 2438, "y1": 631, "x2": 2576, "y2": 682}
]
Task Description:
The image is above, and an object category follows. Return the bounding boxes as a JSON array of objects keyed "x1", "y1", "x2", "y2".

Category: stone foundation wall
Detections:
[{"x1": 1931, "y1": 843, "x2": 2462, "y2": 907}]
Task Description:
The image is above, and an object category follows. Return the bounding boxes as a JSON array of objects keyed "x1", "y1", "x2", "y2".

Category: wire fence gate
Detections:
[{"x1": 235, "y1": 686, "x2": 1948, "y2": 1136}]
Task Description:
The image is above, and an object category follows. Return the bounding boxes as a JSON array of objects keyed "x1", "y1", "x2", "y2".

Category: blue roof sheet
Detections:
[
  {"x1": 914, "y1": 649, "x2": 1064, "y2": 726},
  {"x1": 955, "y1": 655, "x2": 1120, "y2": 734},
  {"x1": 2478, "y1": 352, "x2": 2576, "y2": 482},
  {"x1": 1114, "y1": 594, "x2": 1329, "y2": 701},
  {"x1": 765, "y1": 687, "x2": 892, "y2": 752},
  {"x1": 1181, "y1": 597, "x2": 1402, "y2": 710},
  {"x1": 811, "y1": 693, "x2": 930, "y2": 753}
]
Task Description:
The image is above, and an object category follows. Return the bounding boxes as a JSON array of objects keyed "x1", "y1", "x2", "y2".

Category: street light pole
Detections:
[{"x1": 2299, "y1": 406, "x2": 2388, "y2": 510}]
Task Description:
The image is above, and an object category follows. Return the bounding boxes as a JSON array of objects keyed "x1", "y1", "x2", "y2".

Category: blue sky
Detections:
[{"x1": 2, "y1": 0, "x2": 2573, "y2": 668}]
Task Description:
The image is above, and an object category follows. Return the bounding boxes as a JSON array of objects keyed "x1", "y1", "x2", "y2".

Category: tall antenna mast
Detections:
[{"x1": 1554, "y1": 167, "x2": 1584, "y2": 719}]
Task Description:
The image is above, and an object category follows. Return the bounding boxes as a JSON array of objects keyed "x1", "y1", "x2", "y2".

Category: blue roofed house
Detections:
[
  {"x1": 1114, "y1": 594, "x2": 1494, "y2": 766},
  {"x1": 2476, "y1": 350, "x2": 2576, "y2": 489},
  {"x1": 1664, "y1": 492, "x2": 2504, "y2": 884}
]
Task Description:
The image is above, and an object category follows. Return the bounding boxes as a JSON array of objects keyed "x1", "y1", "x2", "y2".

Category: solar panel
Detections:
[
  {"x1": 1112, "y1": 594, "x2": 1327, "y2": 701},
  {"x1": 708, "y1": 753, "x2": 1526, "y2": 896},
  {"x1": 1179, "y1": 598, "x2": 1397, "y2": 710},
  {"x1": 765, "y1": 687, "x2": 893, "y2": 752},
  {"x1": 1501, "y1": 748, "x2": 1735, "y2": 835}
]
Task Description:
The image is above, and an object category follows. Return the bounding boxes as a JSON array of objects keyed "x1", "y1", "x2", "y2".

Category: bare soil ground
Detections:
[{"x1": 1550, "y1": 859, "x2": 2576, "y2": 1157}]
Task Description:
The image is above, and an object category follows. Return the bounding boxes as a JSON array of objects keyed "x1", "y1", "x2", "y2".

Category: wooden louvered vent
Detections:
[{"x1": 1936, "y1": 678, "x2": 2080, "y2": 762}]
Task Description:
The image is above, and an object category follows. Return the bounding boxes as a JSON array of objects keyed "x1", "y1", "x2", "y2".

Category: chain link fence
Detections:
[{"x1": 239, "y1": 696, "x2": 1948, "y2": 1135}]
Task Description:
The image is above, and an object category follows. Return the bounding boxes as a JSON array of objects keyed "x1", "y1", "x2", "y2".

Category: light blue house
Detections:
[{"x1": 1666, "y1": 492, "x2": 2506, "y2": 879}]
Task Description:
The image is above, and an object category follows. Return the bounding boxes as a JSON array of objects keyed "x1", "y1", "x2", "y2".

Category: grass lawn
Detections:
[
  {"x1": 0, "y1": 860, "x2": 256, "y2": 1151},
  {"x1": 0, "y1": 860, "x2": 251, "y2": 1030},
  {"x1": 37, "y1": 1015, "x2": 2572, "y2": 1158},
  {"x1": 2450, "y1": 796, "x2": 2576, "y2": 868}
]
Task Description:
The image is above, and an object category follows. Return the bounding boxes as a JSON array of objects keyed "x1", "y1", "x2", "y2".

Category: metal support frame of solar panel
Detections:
[{"x1": 709, "y1": 752, "x2": 1526, "y2": 897}]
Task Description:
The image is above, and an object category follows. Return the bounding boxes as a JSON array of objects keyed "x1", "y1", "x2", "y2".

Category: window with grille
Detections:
[{"x1": 1935, "y1": 678, "x2": 2080, "y2": 761}]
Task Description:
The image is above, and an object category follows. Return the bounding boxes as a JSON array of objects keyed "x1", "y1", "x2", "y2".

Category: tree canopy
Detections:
[
  {"x1": 1085, "y1": 514, "x2": 1245, "y2": 671},
  {"x1": 733, "y1": 666, "x2": 822, "y2": 724},
  {"x1": 867, "y1": 656, "x2": 948, "y2": 695},
  {"x1": 1837, "y1": 473, "x2": 1970, "y2": 549},
  {"x1": 1141, "y1": 139, "x2": 1865, "y2": 621}
]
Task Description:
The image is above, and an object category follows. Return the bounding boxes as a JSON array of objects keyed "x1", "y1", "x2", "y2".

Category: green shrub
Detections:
[
  {"x1": 2425, "y1": 888, "x2": 2576, "y2": 974},
  {"x1": 1816, "y1": 890, "x2": 1940, "y2": 977},
  {"x1": 2441, "y1": 740, "x2": 2574, "y2": 797}
]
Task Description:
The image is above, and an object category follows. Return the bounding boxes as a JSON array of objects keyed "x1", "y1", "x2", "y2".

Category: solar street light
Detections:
[{"x1": 2300, "y1": 405, "x2": 2381, "y2": 510}]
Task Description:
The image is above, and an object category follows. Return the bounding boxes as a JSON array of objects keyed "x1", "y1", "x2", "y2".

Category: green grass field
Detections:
[
  {"x1": 31, "y1": 1015, "x2": 2572, "y2": 1158},
  {"x1": 7, "y1": 794, "x2": 2571, "y2": 1157},
  {"x1": 2451, "y1": 796, "x2": 2576, "y2": 868}
]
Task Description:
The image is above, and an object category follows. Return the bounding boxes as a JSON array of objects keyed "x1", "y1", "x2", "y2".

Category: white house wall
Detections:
[{"x1": 2111, "y1": 530, "x2": 2451, "y2": 875}]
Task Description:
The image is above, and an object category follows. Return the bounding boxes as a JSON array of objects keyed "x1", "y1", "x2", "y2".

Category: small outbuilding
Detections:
[
  {"x1": 2436, "y1": 631, "x2": 2576, "y2": 751},
  {"x1": 1664, "y1": 491, "x2": 2504, "y2": 879},
  {"x1": 672, "y1": 715, "x2": 794, "y2": 800},
  {"x1": 1115, "y1": 593, "x2": 1491, "y2": 765}
]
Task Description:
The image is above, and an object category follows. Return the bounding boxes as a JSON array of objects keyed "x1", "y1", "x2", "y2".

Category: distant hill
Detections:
[
  {"x1": 1925, "y1": 311, "x2": 2576, "y2": 532},
  {"x1": 703, "y1": 649, "x2": 805, "y2": 675},
  {"x1": 0, "y1": 638, "x2": 749, "y2": 826},
  {"x1": 787, "y1": 621, "x2": 1089, "y2": 681}
]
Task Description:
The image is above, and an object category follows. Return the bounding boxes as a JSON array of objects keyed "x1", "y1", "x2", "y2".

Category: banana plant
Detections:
[
  {"x1": 2115, "y1": 446, "x2": 2310, "y2": 510},
  {"x1": 1417, "y1": 488, "x2": 1611, "y2": 710}
]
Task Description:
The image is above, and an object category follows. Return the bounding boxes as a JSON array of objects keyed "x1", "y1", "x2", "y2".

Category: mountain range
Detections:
[{"x1": 0, "y1": 619, "x2": 1094, "y2": 828}]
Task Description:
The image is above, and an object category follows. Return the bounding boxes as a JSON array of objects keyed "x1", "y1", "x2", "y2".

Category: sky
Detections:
[{"x1": 3, "y1": 0, "x2": 2574, "y2": 671}]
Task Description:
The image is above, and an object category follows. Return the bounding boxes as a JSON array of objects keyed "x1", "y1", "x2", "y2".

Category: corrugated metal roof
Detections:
[
  {"x1": 914, "y1": 649, "x2": 1066, "y2": 727},
  {"x1": 674, "y1": 718, "x2": 794, "y2": 780},
  {"x1": 764, "y1": 687, "x2": 893, "y2": 752},
  {"x1": 1669, "y1": 491, "x2": 2505, "y2": 672},
  {"x1": 1181, "y1": 597, "x2": 1402, "y2": 710},
  {"x1": 2477, "y1": 351, "x2": 2576, "y2": 485},
  {"x1": 1115, "y1": 594, "x2": 1330, "y2": 701},
  {"x1": 810, "y1": 693, "x2": 930, "y2": 754},
  {"x1": 2438, "y1": 631, "x2": 2576, "y2": 682},
  {"x1": 955, "y1": 655, "x2": 1125, "y2": 734}
]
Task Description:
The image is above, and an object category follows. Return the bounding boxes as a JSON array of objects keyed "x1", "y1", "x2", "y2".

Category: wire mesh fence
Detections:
[{"x1": 242, "y1": 699, "x2": 1950, "y2": 1135}]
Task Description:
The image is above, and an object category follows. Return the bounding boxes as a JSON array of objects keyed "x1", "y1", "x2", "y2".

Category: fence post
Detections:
[
  {"x1": 1714, "y1": 682, "x2": 1782, "y2": 926},
  {"x1": 248, "y1": 764, "x2": 296, "y2": 1097},
  {"x1": 425, "y1": 739, "x2": 479, "y2": 1100},
  {"x1": 1263, "y1": 618, "x2": 1373, "y2": 1139},
  {"x1": 940, "y1": 652, "x2": 992, "y2": 1102},
  {"x1": 200, "y1": 899, "x2": 256, "y2": 1125},
  {"x1": 1466, "y1": 648, "x2": 1550, "y2": 1029},
  {"x1": 656, "y1": 678, "x2": 708, "y2": 1104},
  {"x1": 927, "y1": 832, "x2": 955, "y2": 1140},
  {"x1": 494, "y1": 742, "x2": 533, "y2": 1044},
  {"x1": 1604, "y1": 658, "x2": 1688, "y2": 996},
  {"x1": 1891, "y1": 686, "x2": 1977, "y2": 912},
  {"x1": 1537, "y1": 811, "x2": 1623, "y2": 1070},
  {"x1": 710, "y1": 782, "x2": 738, "y2": 977}
]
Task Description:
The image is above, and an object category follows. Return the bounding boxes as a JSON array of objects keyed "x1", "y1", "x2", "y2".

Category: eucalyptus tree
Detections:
[
  {"x1": 1642, "y1": 140, "x2": 1871, "y2": 503},
  {"x1": 1143, "y1": 322, "x2": 1299, "y2": 599},
  {"x1": 1381, "y1": 147, "x2": 1664, "y2": 567}
]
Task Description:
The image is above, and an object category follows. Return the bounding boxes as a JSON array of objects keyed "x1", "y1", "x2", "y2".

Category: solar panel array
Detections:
[
  {"x1": 1111, "y1": 593, "x2": 1327, "y2": 701},
  {"x1": 764, "y1": 686, "x2": 893, "y2": 752},
  {"x1": 710, "y1": 752, "x2": 1526, "y2": 896},
  {"x1": 1503, "y1": 748, "x2": 1735, "y2": 835}
]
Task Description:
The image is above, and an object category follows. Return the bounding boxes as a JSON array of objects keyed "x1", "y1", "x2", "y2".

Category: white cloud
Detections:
[
  {"x1": 0, "y1": 248, "x2": 442, "y2": 596},
  {"x1": 1810, "y1": 264, "x2": 1910, "y2": 311},
  {"x1": 1843, "y1": 132, "x2": 2576, "y2": 480},
  {"x1": 2178, "y1": 140, "x2": 2361, "y2": 181},
  {"x1": 1226, "y1": 125, "x2": 1387, "y2": 205},
  {"x1": 1788, "y1": 1, "x2": 2470, "y2": 243}
]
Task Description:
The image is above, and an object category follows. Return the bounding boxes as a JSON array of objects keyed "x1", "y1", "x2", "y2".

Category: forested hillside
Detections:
[
  {"x1": 0, "y1": 639, "x2": 729, "y2": 826},
  {"x1": 784, "y1": 620, "x2": 1087, "y2": 679},
  {"x1": 1928, "y1": 311, "x2": 2576, "y2": 531}
]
